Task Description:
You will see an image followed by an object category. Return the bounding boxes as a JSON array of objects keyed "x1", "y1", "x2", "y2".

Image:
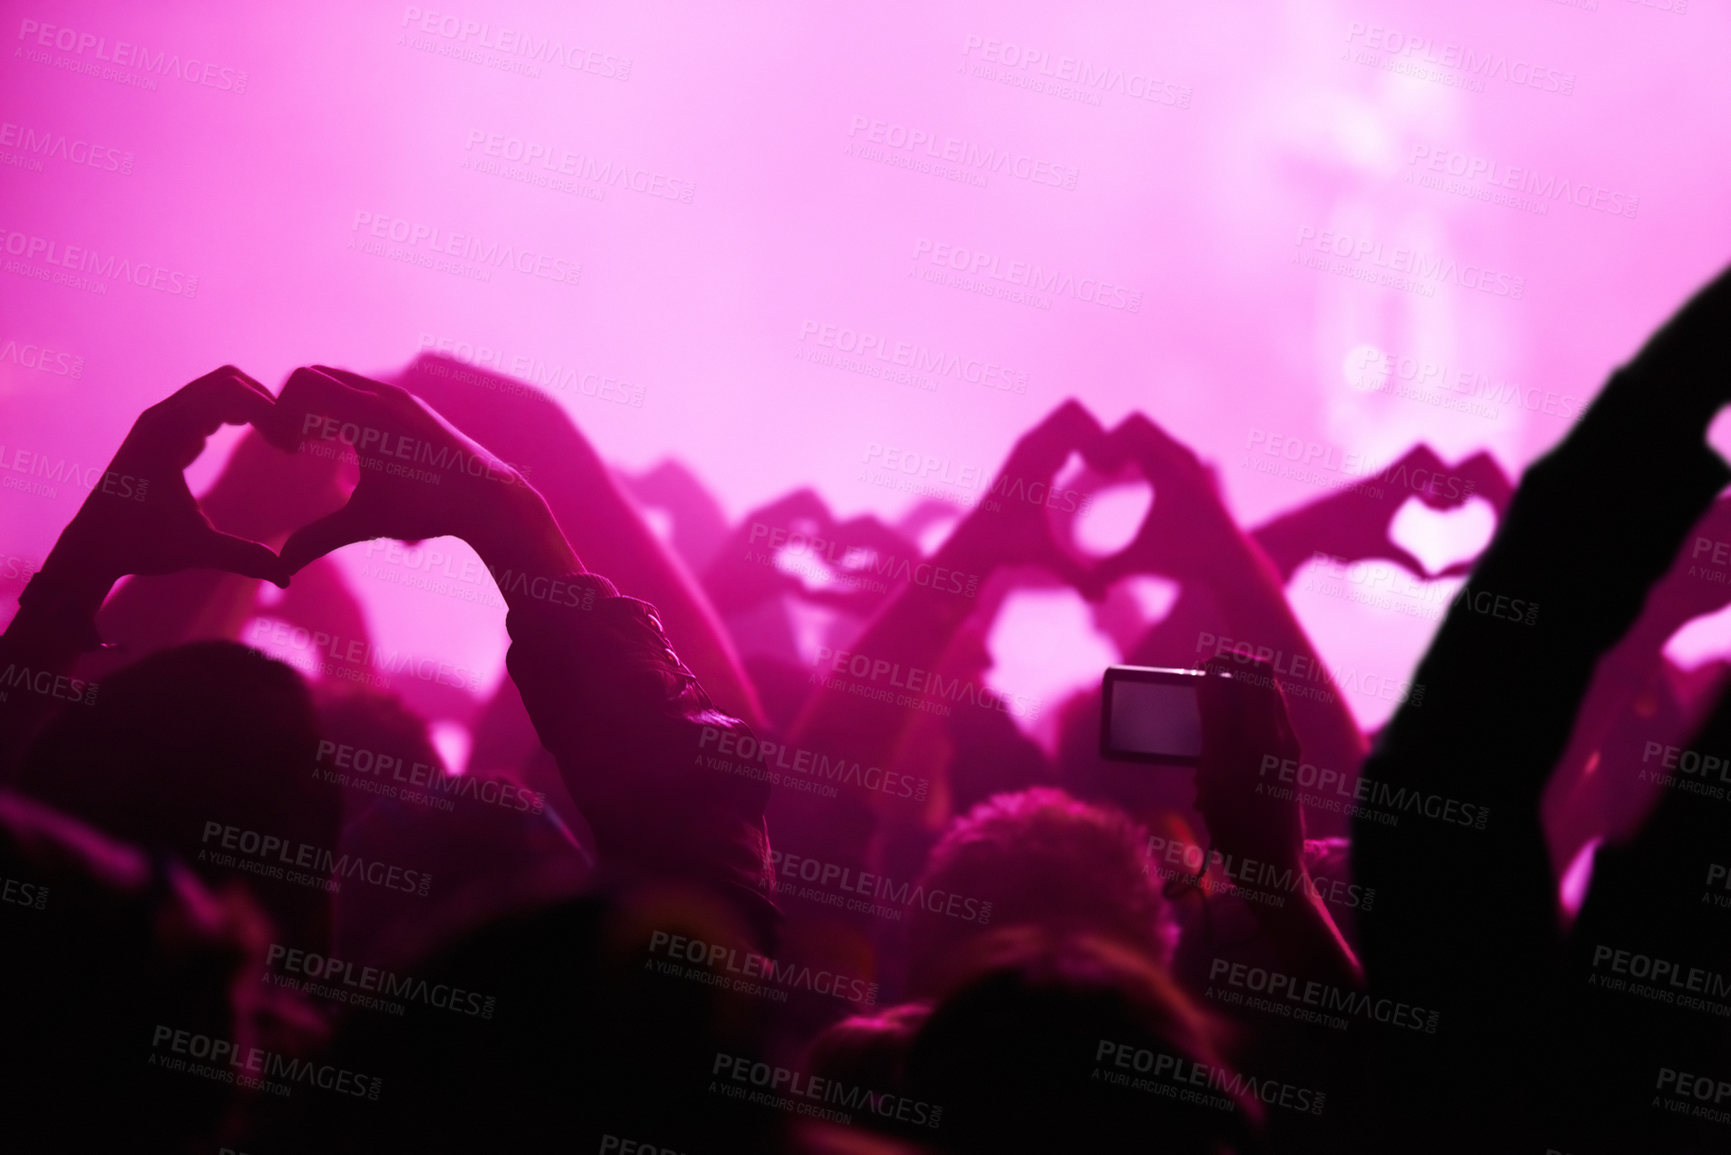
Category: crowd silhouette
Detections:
[{"x1": 6, "y1": 266, "x2": 1731, "y2": 1152}]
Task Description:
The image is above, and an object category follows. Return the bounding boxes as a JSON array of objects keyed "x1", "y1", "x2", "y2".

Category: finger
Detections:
[
  {"x1": 274, "y1": 367, "x2": 382, "y2": 452},
  {"x1": 280, "y1": 502, "x2": 378, "y2": 575},
  {"x1": 313, "y1": 365, "x2": 411, "y2": 405},
  {"x1": 153, "y1": 370, "x2": 280, "y2": 468},
  {"x1": 1014, "y1": 399, "x2": 1104, "y2": 474},
  {"x1": 188, "y1": 528, "x2": 291, "y2": 588},
  {"x1": 1455, "y1": 451, "x2": 1515, "y2": 511}
]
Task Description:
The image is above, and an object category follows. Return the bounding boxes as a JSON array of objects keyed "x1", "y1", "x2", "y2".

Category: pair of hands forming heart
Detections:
[
  {"x1": 942, "y1": 400, "x2": 1243, "y2": 602},
  {"x1": 945, "y1": 400, "x2": 1517, "y2": 604},
  {"x1": 41, "y1": 365, "x2": 540, "y2": 596}
]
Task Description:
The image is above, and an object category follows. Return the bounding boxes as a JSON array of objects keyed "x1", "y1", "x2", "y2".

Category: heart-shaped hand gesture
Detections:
[
  {"x1": 270, "y1": 366, "x2": 536, "y2": 575},
  {"x1": 1083, "y1": 413, "x2": 1241, "y2": 590},
  {"x1": 943, "y1": 399, "x2": 1114, "y2": 598},
  {"x1": 46, "y1": 366, "x2": 292, "y2": 589},
  {"x1": 1251, "y1": 444, "x2": 1515, "y2": 584}
]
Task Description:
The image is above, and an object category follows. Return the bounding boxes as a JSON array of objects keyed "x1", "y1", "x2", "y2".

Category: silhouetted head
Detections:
[
  {"x1": 904, "y1": 928, "x2": 1260, "y2": 1153},
  {"x1": 0, "y1": 790, "x2": 266, "y2": 1152},
  {"x1": 905, "y1": 788, "x2": 1172, "y2": 999},
  {"x1": 19, "y1": 640, "x2": 338, "y2": 949},
  {"x1": 251, "y1": 880, "x2": 777, "y2": 1153}
]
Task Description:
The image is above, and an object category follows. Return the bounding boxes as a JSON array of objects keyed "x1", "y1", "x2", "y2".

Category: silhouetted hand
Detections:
[
  {"x1": 1249, "y1": 444, "x2": 1514, "y2": 583},
  {"x1": 1088, "y1": 413, "x2": 1242, "y2": 589},
  {"x1": 198, "y1": 424, "x2": 352, "y2": 550},
  {"x1": 944, "y1": 400, "x2": 1110, "y2": 598},
  {"x1": 44, "y1": 366, "x2": 289, "y2": 588},
  {"x1": 271, "y1": 366, "x2": 537, "y2": 574},
  {"x1": 1194, "y1": 654, "x2": 1304, "y2": 877}
]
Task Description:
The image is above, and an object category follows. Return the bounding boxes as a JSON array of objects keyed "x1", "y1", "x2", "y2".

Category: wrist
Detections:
[{"x1": 462, "y1": 488, "x2": 581, "y2": 581}]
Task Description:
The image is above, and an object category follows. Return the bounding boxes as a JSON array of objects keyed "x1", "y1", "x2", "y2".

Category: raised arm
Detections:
[
  {"x1": 0, "y1": 367, "x2": 288, "y2": 774},
  {"x1": 395, "y1": 353, "x2": 764, "y2": 729},
  {"x1": 272, "y1": 367, "x2": 779, "y2": 939},
  {"x1": 1348, "y1": 266, "x2": 1731, "y2": 1149}
]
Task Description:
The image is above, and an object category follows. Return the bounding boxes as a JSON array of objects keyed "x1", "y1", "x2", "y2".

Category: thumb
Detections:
[
  {"x1": 281, "y1": 502, "x2": 377, "y2": 575},
  {"x1": 190, "y1": 529, "x2": 291, "y2": 588}
]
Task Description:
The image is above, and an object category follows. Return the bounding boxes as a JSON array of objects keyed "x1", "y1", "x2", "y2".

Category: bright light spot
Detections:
[
  {"x1": 788, "y1": 599, "x2": 842, "y2": 667},
  {"x1": 640, "y1": 506, "x2": 675, "y2": 547},
  {"x1": 1388, "y1": 495, "x2": 1496, "y2": 577},
  {"x1": 986, "y1": 588, "x2": 1118, "y2": 755},
  {"x1": 430, "y1": 721, "x2": 472, "y2": 776},
  {"x1": 1343, "y1": 344, "x2": 1387, "y2": 391},
  {"x1": 1664, "y1": 602, "x2": 1731, "y2": 670},
  {"x1": 1073, "y1": 482, "x2": 1153, "y2": 558},
  {"x1": 1123, "y1": 575, "x2": 1181, "y2": 624},
  {"x1": 917, "y1": 516, "x2": 960, "y2": 556},
  {"x1": 1559, "y1": 836, "x2": 1601, "y2": 921},
  {"x1": 1707, "y1": 406, "x2": 1731, "y2": 471}
]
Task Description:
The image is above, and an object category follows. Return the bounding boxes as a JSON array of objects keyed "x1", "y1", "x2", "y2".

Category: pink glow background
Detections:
[{"x1": 4, "y1": 0, "x2": 1728, "y2": 742}]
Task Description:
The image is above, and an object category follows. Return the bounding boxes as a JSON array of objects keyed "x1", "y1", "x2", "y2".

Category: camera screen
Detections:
[{"x1": 1106, "y1": 677, "x2": 1204, "y2": 762}]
